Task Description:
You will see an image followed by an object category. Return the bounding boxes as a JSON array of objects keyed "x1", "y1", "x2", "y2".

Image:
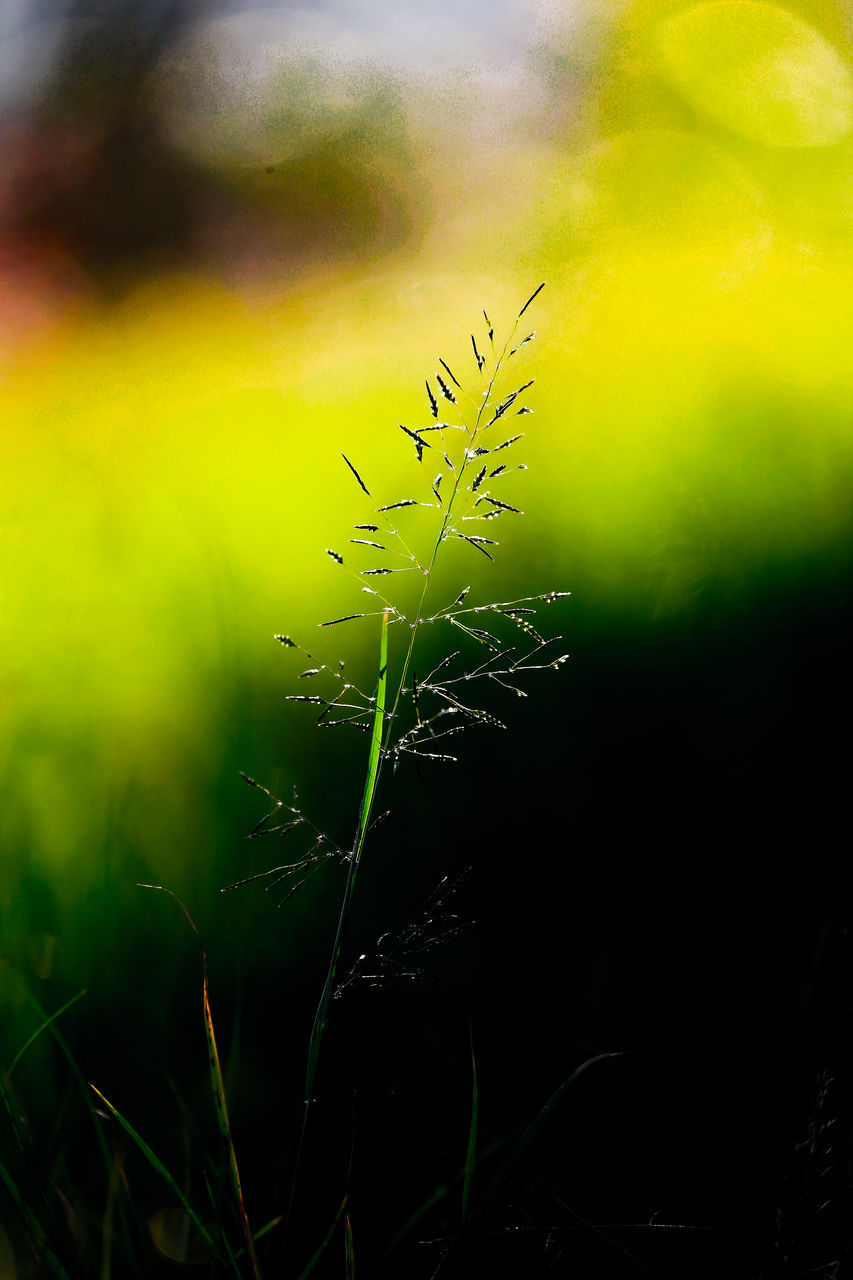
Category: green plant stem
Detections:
[
  {"x1": 303, "y1": 318, "x2": 520, "y2": 1102},
  {"x1": 136, "y1": 886, "x2": 259, "y2": 1279},
  {"x1": 461, "y1": 1029, "x2": 478, "y2": 1223},
  {"x1": 303, "y1": 609, "x2": 389, "y2": 1104},
  {"x1": 285, "y1": 613, "x2": 388, "y2": 1260},
  {"x1": 5, "y1": 990, "x2": 87, "y2": 1080},
  {"x1": 285, "y1": 297, "x2": 537, "y2": 1265}
]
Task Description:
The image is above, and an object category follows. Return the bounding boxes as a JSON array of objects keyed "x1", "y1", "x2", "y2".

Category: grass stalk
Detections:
[
  {"x1": 302, "y1": 286, "x2": 546, "y2": 1108},
  {"x1": 0, "y1": 1153, "x2": 71, "y2": 1280},
  {"x1": 5, "y1": 990, "x2": 87, "y2": 1080},
  {"x1": 462, "y1": 1029, "x2": 479, "y2": 1223},
  {"x1": 18, "y1": 987, "x2": 140, "y2": 1265},
  {"x1": 251, "y1": 285, "x2": 565, "y2": 1272},
  {"x1": 292, "y1": 1197, "x2": 347, "y2": 1280},
  {"x1": 302, "y1": 608, "x2": 389, "y2": 1110},
  {"x1": 88, "y1": 1083, "x2": 220, "y2": 1257},
  {"x1": 136, "y1": 884, "x2": 260, "y2": 1279}
]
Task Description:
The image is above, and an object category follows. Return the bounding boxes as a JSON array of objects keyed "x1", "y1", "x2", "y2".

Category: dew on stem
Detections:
[{"x1": 228, "y1": 285, "x2": 569, "y2": 1255}]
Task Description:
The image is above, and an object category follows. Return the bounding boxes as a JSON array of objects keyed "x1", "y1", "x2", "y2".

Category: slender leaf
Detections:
[
  {"x1": 461, "y1": 1032, "x2": 478, "y2": 1222},
  {"x1": 294, "y1": 1198, "x2": 347, "y2": 1280},
  {"x1": 88, "y1": 1084, "x2": 214, "y2": 1250},
  {"x1": 137, "y1": 885, "x2": 260, "y2": 1279},
  {"x1": 6, "y1": 990, "x2": 87, "y2": 1079},
  {"x1": 0, "y1": 1154, "x2": 71, "y2": 1280},
  {"x1": 344, "y1": 1211, "x2": 355, "y2": 1280}
]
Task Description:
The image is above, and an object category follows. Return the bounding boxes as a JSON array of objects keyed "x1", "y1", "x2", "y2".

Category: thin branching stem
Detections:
[
  {"x1": 382, "y1": 306, "x2": 529, "y2": 738},
  {"x1": 281, "y1": 290, "x2": 550, "y2": 1267},
  {"x1": 305, "y1": 293, "x2": 539, "y2": 1084}
]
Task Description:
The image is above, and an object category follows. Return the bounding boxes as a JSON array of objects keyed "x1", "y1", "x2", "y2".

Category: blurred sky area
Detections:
[
  {"x1": 0, "y1": 0, "x2": 578, "y2": 301},
  {"x1": 2, "y1": 0, "x2": 853, "y2": 976}
]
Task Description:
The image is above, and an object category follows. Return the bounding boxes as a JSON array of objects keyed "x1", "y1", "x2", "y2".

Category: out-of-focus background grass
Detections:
[{"x1": 2, "y1": 0, "x2": 853, "y2": 1274}]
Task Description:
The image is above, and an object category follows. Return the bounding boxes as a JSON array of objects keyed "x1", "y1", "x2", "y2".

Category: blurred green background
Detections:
[{"x1": 2, "y1": 0, "x2": 853, "y2": 1273}]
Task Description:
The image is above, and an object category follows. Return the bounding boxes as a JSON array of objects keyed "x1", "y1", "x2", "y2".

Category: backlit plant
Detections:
[{"x1": 226, "y1": 284, "x2": 571, "y2": 1255}]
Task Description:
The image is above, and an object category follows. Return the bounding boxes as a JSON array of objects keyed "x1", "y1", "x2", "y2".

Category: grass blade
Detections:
[
  {"x1": 357, "y1": 610, "x2": 388, "y2": 847},
  {"x1": 88, "y1": 1084, "x2": 215, "y2": 1251},
  {"x1": 6, "y1": 990, "x2": 87, "y2": 1079},
  {"x1": 236, "y1": 1215, "x2": 283, "y2": 1253},
  {"x1": 303, "y1": 611, "x2": 389, "y2": 1105},
  {"x1": 18, "y1": 988, "x2": 138, "y2": 1263},
  {"x1": 382, "y1": 1183, "x2": 450, "y2": 1261},
  {"x1": 429, "y1": 1053, "x2": 623, "y2": 1279},
  {"x1": 461, "y1": 1031, "x2": 478, "y2": 1223},
  {"x1": 479, "y1": 1052, "x2": 624, "y2": 1212},
  {"x1": 294, "y1": 1198, "x2": 347, "y2": 1280},
  {"x1": 100, "y1": 1153, "x2": 121, "y2": 1280},
  {"x1": 344, "y1": 1211, "x2": 355, "y2": 1280},
  {"x1": 0, "y1": 1153, "x2": 71, "y2": 1280},
  {"x1": 137, "y1": 885, "x2": 260, "y2": 1279},
  {"x1": 284, "y1": 612, "x2": 389, "y2": 1261},
  {"x1": 204, "y1": 967, "x2": 260, "y2": 1279},
  {"x1": 0, "y1": 1062, "x2": 74, "y2": 1275}
]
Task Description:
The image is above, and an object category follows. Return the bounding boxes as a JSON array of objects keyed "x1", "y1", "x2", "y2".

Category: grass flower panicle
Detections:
[{"x1": 228, "y1": 287, "x2": 572, "y2": 1257}]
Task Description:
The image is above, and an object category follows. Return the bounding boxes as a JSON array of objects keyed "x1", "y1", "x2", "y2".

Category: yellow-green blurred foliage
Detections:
[{"x1": 2, "y1": 0, "x2": 852, "y2": 956}]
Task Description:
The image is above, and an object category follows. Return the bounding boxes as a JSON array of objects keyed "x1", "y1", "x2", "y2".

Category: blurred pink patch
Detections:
[{"x1": 0, "y1": 116, "x2": 90, "y2": 360}]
